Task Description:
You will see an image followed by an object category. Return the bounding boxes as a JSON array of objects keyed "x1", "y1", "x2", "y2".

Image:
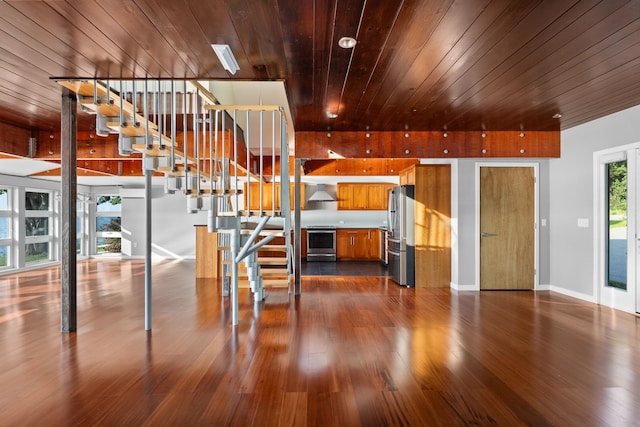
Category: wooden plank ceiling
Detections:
[{"x1": 1, "y1": 0, "x2": 640, "y2": 167}]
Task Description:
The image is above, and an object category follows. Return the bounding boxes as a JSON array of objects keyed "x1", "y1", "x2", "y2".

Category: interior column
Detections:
[{"x1": 60, "y1": 87, "x2": 77, "y2": 333}]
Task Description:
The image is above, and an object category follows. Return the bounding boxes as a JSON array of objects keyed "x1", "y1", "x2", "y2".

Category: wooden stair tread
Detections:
[
  {"x1": 260, "y1": 244, "x2": 287, "y2": 251},
  {"x1": 259, "y1": 268, "x2": 289, "y2": 276},
  {"x1": 235, "y1": 278, "x2": 289, "y2": 288},
  {"x1": 225, "y1": 267, "x2": 288, "y2": 276},
  {"x1": 258, "y1": 257, "x2": 287, "y2": 265}
]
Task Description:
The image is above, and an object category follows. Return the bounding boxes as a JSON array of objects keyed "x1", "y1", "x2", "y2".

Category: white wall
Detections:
[
  {"x1": 550, "y1": 104, "x2": 640, "y2": 299},
  {"x1": 121, "y1": 190, "x2": 207, "y2": 259}
]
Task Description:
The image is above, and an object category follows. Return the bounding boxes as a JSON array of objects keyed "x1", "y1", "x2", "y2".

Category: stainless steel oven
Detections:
[{"x1": 306, "y1": 226, "x2": 336, "y2": 261}]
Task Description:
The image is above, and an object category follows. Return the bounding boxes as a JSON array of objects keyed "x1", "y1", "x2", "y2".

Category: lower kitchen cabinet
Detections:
[{"x1": 337, "y1": 228, "x2": 380, "y2": 260}]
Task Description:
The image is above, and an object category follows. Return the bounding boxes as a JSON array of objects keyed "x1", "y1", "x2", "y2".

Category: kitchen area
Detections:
[
  {"x1": 301, "y1": 182, "x2": 392, "y2": 276},
  {"x1": 195, "y1": 163, "x2": 451, "y2": 289},
  {"x1": 299, "y1": 164, "x2": 451, "y2": 288}
]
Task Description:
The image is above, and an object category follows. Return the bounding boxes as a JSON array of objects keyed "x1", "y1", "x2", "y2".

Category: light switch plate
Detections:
[{"x1": 577, "y1": 218, "x2": 589, "y2": 228}]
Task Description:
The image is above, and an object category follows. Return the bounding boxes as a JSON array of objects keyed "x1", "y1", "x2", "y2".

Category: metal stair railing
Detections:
[{"x1": 55, "y1": 78, "x2": 293, "y2": 326}]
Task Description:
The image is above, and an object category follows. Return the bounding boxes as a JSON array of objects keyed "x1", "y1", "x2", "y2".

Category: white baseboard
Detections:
[
  {"x1": 535, "y1": 284, "x2": 551, "y2": 291},
  {"x1": 450, "y1": 282, "x2": 479, "y2": 291},
  {"x1": 549, "y1": 285, "x2": 597, "y2": 304}
]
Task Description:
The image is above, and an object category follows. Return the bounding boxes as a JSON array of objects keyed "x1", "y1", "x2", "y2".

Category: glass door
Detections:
[
  {"x1": 598, "y1": 149, "x2": 638, "y2": 313},
  {"x1": 606, "y1": 160, "x2": 627, "y2": 291}
]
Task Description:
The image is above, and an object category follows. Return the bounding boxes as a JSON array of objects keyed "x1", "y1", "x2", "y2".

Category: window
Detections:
[
  {"x1": 96, "y1": 195, "x2": 122, "y2": 254},
  {"x1": 25, "y1": 190, "x2": 53, "y2": 264},
  {"x1": 606, "y1": 160, "x2": 627, "y2": 290},
  {"x1": 0, "y1": 188, "x2": 11, "y2": 268},
  {"x1": 77, "y1": 198, "x2": 88, "y2": 256}
]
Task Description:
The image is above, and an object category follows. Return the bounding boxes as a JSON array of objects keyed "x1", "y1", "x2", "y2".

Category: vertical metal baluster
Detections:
[
  {"x1": 233, "y1": 109, "x2": 238, "y2": 215},
  {"x1": 132, "y1": 80, "x2": 138, "y2": 127},
  {"x1": 246, "y1": 109, "x2": 250, "y2": 217},
  {"x1": 183, "y1": 80, "x2": 189, "y2": 193},
  {"x1": 171, "y1": 80, "x2": 176, "y2": 170},
  {"x1": 144, "y1": 80, "x2": 151, "y2": 150},
  {"x1": 119, "y1": 81, "x2": 124, "y2": 126},
  {"x1": 194, "y1": 88, "x2": 200, "y2": 194}
]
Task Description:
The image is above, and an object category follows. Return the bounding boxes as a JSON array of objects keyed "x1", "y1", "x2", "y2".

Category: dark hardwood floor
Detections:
[
  {"x1": 1, "y1": 259, "x2": 639, "y2": 426},
  {"x1": 301, "y1": 260, "x2": 388, "y2": 276}
]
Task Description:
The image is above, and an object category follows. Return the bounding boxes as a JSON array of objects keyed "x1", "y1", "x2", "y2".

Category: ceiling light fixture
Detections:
[
  {"x1": 338, "y1": 37, "x2": 357, "y2": 49},
  {"x1": 552, "y1": 113, "x2": 562, "y2": 119},
  {"x1": 211, "y1": 44, "x2": 239, "y2": 75},
  {"x1": 327, "y1": 112, "x2": 338, "y2": 119}
]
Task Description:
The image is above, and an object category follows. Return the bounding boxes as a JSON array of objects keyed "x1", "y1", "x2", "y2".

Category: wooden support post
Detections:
[{"x1": 61, "y1": 87, "x2": 77, "y2": 333}]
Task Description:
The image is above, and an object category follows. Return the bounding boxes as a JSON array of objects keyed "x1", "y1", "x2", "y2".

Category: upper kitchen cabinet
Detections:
[
  {"x1": 245, "y1": 182, "x2": 303, "y2": 211},
  {"x1": 337, "y1": 183, "x2": 394, "y2": 210}
]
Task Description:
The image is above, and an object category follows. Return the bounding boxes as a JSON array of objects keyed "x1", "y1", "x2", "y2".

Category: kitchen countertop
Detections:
[{"x1": 303, "y1": 225, "x2": 386, "y2": 229}]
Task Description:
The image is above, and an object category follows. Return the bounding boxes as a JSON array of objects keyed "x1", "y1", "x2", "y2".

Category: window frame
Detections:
[{"x1": 24, "y1": 189, "x2": 54, "y2": 265}]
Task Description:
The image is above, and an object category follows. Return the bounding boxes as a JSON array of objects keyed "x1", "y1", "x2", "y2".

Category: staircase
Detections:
[{"x1": 58, "y1": 78, "x2": 294, "y2": 326}]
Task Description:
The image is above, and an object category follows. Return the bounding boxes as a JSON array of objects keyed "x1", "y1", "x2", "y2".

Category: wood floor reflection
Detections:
[{"x1": 0, "y1": 259, "x2": 639, "y2": 426}]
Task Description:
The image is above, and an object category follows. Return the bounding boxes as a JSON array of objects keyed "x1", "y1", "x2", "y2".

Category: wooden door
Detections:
[{"x1": 480, "y1": 167, "x2": 534, "y2": 290}]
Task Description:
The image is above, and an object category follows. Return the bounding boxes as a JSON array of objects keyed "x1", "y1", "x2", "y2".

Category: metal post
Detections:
[
  {"x1": 231, "y1": 226, "x2": 240, "y2": 325},
  {"x1": 144, "y1": 169, "x2": 153, "y2": 330},
  {"x1": 61, "y1": 87, "x2": 77, "y2": 332},
  {"x1": 294, "y1": 158, "x2": 303, "y2": 296}
]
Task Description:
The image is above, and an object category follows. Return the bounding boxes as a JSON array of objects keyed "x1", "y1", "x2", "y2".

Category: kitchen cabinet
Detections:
[
  {"x1": 337, "y1": 228, "x2": 380, "y2": 260},
  {"x1": 399, "y1": 167, "x2": 415, "y2": 185},
  {"x1": 398, "y1": 164, "x2": 451, "y2": 288},
  {"x1": 245, "y1": 182, "x2": 303, "y2": 211},
  {"x1": 337, "y1": 183, "x2": 393, "y2": 210}
]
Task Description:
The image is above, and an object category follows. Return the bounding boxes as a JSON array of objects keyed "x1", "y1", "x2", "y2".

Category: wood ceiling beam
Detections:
[{"x1": 295, "y1": 130, "x2": 560, "y2": 159}]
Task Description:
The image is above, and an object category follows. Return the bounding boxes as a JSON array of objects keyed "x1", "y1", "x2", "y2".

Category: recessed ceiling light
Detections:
[
  {"x1": 552, "y1": 113, "x2": 562, "y2": 119},
  {"x1": 338, "y1": 37, "x2": 357, "y2": 49}
]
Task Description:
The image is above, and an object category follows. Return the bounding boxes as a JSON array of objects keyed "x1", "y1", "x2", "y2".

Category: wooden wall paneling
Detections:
[
  {"x1": 413, "y1": 164, "x2": 451, "y2": 288},
  {"x1": 195, "y1": 226, "x2": 219, "y2": 279},
  {"x1": 295, "y1": 131, "x2": 560, "y2": 159},
  {"x1": 0, "y1": 122, "x2": 31, "y2": 157},
  {"x1": 386, "y1": 158, "x2": 418, "y2": 175}
]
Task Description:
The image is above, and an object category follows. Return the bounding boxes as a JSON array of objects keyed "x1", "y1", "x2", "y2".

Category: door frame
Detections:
[
  {"x1": 474, "y1": 162, "x2": 540, "y2": 291},
  {"x1": 593, "y1": 144, "x2": 639, "y2": 314}
]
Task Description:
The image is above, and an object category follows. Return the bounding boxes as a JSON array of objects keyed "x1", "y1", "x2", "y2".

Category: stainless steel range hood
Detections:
[{"x1": 307, "y1": 184, "x2": 335, "y2": 202}]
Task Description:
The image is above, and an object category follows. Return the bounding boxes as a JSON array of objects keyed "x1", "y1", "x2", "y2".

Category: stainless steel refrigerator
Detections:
[{"x1": 387, "y1": 185, "x2": 415, "y2": 287}]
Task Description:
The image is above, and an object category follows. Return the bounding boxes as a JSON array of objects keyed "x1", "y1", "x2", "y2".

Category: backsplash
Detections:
[
  {"x1": 302, "y1": 184, "x2": 387, "y2": 228},
  {"x1": 301, "y1": 209, "x2": 387, "y2": 228}
]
